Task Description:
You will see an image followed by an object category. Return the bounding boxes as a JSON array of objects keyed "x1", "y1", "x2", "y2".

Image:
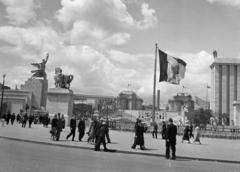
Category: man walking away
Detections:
[
  {"x1": 51, "y1": 114, "x2": 58, "y2": 140},
  {"x1": 131, "y1": 119, "x2": 147, "y2": 150},
  {"x1": 11, "y1": 113, "x2": 16, "y2": 125},
  {"x1": 189, "y1": 123, "x2": 194, "y2": 139},
  {"x1": 95, "y1": 119, "x2": 109, "y2": 151},
  {"x1": 56, "y1": 113, "x2": 63, "y2": 141},
  {"x1": 16, "y1": 114, "x2": 20, "y2": 123},
  {"x1": 66, "y1": 115, "x2": 77, "y2": 141},
  {"x1": 78, "y1": 116, "x2": 85, "y2": 142},
  {"x1": 22, "y1": 113, "x2": 28, "y2": 128},
  {"x1": 6, "y1": 111, "x2": 11, "y2": 125},
  {"x1": 162, "y1": 121, "x2": 167, "y2": 139},
  {"x1": 182, "y1": 125, "x2": 190, "y2": 143},
  {"x1": 105, "y1": 119, "x2": 111, "y2": 143},
  {"x1": 152, "y1": 121, "x2": 158, "y2": 139},
  {"x1": 28, "y1": 114, "x2": 34, "y2": 128},
  {"x1": 166, "y1": 118, "x2": 177, "y2": 160}
]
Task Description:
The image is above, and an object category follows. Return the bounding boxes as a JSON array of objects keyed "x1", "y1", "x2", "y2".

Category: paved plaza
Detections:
[
  {"x1": 2, "y1": 139, "x2": 240, "y2": 172},
  {"x1": 0, "y1": 123, "x2": 240, "y2": 163}
]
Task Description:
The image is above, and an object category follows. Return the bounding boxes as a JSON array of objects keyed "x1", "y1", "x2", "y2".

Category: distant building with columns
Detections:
[{"x1": 210, "y1": 55, "x2": 240, "y2": 125}]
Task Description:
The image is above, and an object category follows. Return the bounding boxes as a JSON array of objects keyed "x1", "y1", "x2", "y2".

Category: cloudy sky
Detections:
[{"x1": 0, "y1": 0, "x2": 240, "y2": 105}]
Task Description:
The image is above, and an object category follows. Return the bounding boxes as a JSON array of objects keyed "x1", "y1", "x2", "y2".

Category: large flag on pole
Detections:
[{"x1": 159, "y1": 49, "x2": 187, "y2": 84}]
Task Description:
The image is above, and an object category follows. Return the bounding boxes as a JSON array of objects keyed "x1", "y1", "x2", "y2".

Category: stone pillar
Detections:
[
  {"x1": 46, "y1": 88, "x2": 73, "y2": 126},
  {"x1": 21, "y1": 78, "x2": 48, "y2": 109},
  {"x1": 157, "y1": 90, "x2": 160, "y2": 110},
  {"x1": 233, "y1": 101, "x2": 240, "y2": 126}
]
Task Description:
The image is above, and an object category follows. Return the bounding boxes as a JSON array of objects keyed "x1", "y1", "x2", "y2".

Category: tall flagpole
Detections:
[{"x1": 152, "y1": 43, "x2": 158, "y2": 122}]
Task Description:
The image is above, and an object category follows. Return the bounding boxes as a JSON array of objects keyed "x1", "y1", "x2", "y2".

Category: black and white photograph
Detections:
[{"x1": 0, "y1": 0, "x2": 240, "y2": 172}]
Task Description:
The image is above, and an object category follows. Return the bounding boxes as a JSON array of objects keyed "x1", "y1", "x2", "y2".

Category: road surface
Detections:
[{"x1": 0, "y1": 139, "x2": 240, "y2": 172}]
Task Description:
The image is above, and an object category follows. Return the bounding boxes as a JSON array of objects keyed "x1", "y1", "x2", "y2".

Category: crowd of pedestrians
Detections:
[
  {"x1": 0, "y1": 110, "x2": 55, "y2": 130},
  {"x1": 1, "y1": 110, "x2": 203, "y2": 160},
  {"x1": 50, "y1": 113, "x2": 113, "y2": 152}
]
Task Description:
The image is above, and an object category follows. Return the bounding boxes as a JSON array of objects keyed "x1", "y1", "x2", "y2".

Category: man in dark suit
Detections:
[
  {"x1": 78, "y1": 116, "x2": 85, "y2": 142},
  {"x1": 105, "y1": 119, "x2": 111, "y2": 143},
  {"x1": 11, "y1": 113, "x2": 16, "y2": 125},
  {"x1": 56, "y1": 113, "x2": 63, "y2": 141},
  {"x1": 94, "y1": 119, "x2": 109, "y2": 151},
  {"x1": 66, "y1": 115, "x2": 77, "y2": 141},
  {"x1": 165, "y1": 118, "x2": 177, "y2": 160}
]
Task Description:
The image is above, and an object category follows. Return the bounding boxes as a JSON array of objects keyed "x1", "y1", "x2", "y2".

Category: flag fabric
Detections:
[{"x1": 159, "y1": 49, "x2": 187, "y2": 84}]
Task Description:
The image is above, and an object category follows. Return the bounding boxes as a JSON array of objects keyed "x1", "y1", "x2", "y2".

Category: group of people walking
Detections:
[
  {"x1": 132, "y1": 118, "x2": 202, "y2": 160},
  {"x1": 66, "y1": 115, "x2": 85, "y2": 142},
  {"x1": 50, "y1": 113, "x2": 66, "y2": 141},
  {"x1": 1, "y1": 111, "x2": 35, "y2": 128},
  {"x1": 52, "y1": 113, "x2": 112, "y2": 152},
  {"x1": 132, "y1": 118, "x2": 177, "y2": 160},
  {"x1": 182, "y1": 123, "x2": 201, "y2": 144}
]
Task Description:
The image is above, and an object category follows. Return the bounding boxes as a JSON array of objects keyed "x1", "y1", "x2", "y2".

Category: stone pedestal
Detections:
[
  {"x1": 21, "y1": 78, "x2": 48, "y2": 109},
  {"x1": 233, "y1": 101, "x2": 240, "y2": 126},
  {"x1": 46, "y1": 88, "x2": 73, "y2": 125}
]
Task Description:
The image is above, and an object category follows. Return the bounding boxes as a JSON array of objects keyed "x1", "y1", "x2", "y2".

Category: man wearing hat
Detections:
[
  {"x1": 66, "y1": 115, "x2": 77, "y2": 141},
  {"x1": 165, "y1": 118, "x2": 177, "y2": 160},
  {"x1": 94, "y1": 118, "x2": 109, "y2": 151},
  {"x1": 131, "y1": 118, "x2": 147, "y2": 150}
]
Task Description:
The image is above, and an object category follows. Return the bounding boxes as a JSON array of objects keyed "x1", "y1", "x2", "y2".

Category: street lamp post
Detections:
[{"x1": 0, "y1": 74, "x2": 6, "y2": 119}]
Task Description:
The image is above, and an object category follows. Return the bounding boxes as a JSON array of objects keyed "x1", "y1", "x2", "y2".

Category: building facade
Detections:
[
  {"x1": 168, "y1": 93, "x2": 194, "y2": 112},
  {"x1": 117, "y1": 90, "x2": 143, "y2": 110},
  {"x1": 210, "y1": 57, "x2": 240, "y2": 125}
]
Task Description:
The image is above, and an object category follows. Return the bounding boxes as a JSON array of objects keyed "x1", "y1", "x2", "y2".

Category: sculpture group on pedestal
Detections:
[
  {"x1": 54, "y1": 67, "x2": 74, "y2": 89},
  {"x1": 30, "y1": 53, "x2": 74, "y2": 89}
]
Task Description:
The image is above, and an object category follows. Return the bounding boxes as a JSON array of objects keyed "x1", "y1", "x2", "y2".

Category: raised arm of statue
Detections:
[{"x1": 44, "y1": 53, "x2": 49, "y2": 64}]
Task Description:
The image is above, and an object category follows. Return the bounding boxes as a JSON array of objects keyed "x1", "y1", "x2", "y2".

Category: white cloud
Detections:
[
  {"x1": 136, "y1": 3, "x2": 158, "y2": 30},
  {"x1": 0, "y1": 25, "x2": 61, "y2": 60},
  {"x1": 69, "y1": 21, "x2": 106, "y2": 45},
  {"x1": 68, "y1": 21, "x2": 130, "y2": 46},
  {"x1": 56, "y1": 0, "x2": 134, "y2": 29},
  {"x1": 56, "y1": 0, "x2": 157, "y2": 31},
  {"x1": 0, "y1": 0, "x2": 37, "y2": 25},
  {"x1": 206, "y1": 0, "x2": 240, "y2": 7},
  {"x1": 104, "y1": 33, "x2": 131, "y2": 45}
]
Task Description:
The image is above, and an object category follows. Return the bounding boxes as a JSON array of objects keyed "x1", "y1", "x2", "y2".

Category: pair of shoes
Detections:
[
  {"x1": 104, "y1": 149, "x2": 109, "y2": 152},
  {"x1": 66, "y1": 137, "x2": 68, "y2": 140},
  {"x1": 94, "y1": 148, "x2": 100, "y2": 151},
  {"x1": 140, "y1": 146, "x2": 146, "y2": 150},
  {"x1": 171, "y1": 156, "x2": 176, "y2": 160},
  {"x1": 166, "y1": 156, "x2": 170, "y2": 159},
  {"x1": 79, "y1": 140, "x2": 82, "y2": 142},
  {"x1": 131, "y1": 146, "x2": 135, "y2": 149}
]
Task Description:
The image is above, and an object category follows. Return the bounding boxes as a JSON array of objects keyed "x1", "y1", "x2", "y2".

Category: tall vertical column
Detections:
[
  {"x1": 226, "y1": 65, "x2": 230, "y2": 114},
  {"x1": 237, "y1": 65, "x2": 240, "y2": 101},
  {"x1": 234, "y1": 66, "x2": 237, "y2": 101},
  {"x1": 219, "y1": 65, "x2": 222, "y2": 116},
  {"x1": 157, "y1": 90, "x2": 160, "y2": 110},
  {"x1": 222, "y1": 65, "x2": 227, "y2": 113},
  {"x1": 229, "y1": 65, "x2": 235, "y2": 124},
  {"x1": 210, "y1": 65, "x2": 215, "y2": 111},
  {"x1": 214, "y1": 65, "x2": 220, "y2": 117}
]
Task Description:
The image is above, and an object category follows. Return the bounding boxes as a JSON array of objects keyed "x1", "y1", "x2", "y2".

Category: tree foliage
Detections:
[{"x1": 185, "y1": 108, "x2": 213, "y2": 125}]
